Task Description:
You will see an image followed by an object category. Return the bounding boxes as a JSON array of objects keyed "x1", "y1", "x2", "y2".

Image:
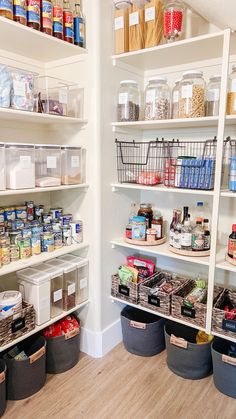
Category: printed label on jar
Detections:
[
  {"x1": 20, "y1": 155, "x2": 31, "y2": 169},
  {"x1": 114, "y1": 16, "x2": 124, "y2": 30},
  {"x1": 80, "y1": 278, "x2": 87, "y2": 290},
  {"x1": 0, "y1": 0, "x2": 13, "y2": 12},
  {"x1": 53, "y1": 5, "x2": 63, "y2": 34},
  {"x1": 207, "y1": 88, "x2": 219, "y2": 102},
  {"x1": 47, "y1": 156, "x2": 57, "y2": 169},
  {"x1": 118, "y1": 92, "x2": 128, "y2": 105},
  {"x1": 145, "y1": 6, "x2": 155, "y2": 22},
  {"x1": 71, "y1": 155, "x2": 80, "y2": 168},
  {"x1": 180, "y1": 233, "x2": 192, "y2": 247},
  {"x1": 228, "y1": 238, "x2": 236, "y2": 257},
  {"x1": 42, "y1": 0, "x2": 52, "y2": 29},
  {"x1": 53, "y1": 289, "x2": 62, "y2": 303},
  {"x1": 129, "y1": 11, "x2": 139, "y2": 27},
  {"x1": 151, "y1": 224, "x2": 162, "y2": 239},
  {"x1": 14, "y1": 0, "x2": 26, "y2": 18},
  {"x1": 146, "y1": 89, "x2": 156, "y2": 104},
  {"x1": 27, "y1": 0, "x2": 40, "y2": 24},
  {"x1": 182, "y1": 85, "x2": 193, "y2": 99},
  {"x1": 192, "y1": 234, "x2": 205, "y2": 250},
  {"x1": 64, "y1": 11, "x2": 73, "y2": 39},
  {"x1": 68, "y1": 283, "x2": 76, "y2": 296}
]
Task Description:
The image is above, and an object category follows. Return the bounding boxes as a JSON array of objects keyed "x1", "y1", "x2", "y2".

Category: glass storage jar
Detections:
[
  {"x1": 35, "y1": 144, "x2": 61, "y2": 187},
  {"x1": 206, "y1": 75, "x2": 221, "y2": 117},
  {"x1": 58, "y1": 254, "x2": 89, "y2": 304},
  {"x1": 227, "y1": 65, "x2": 236, "y2": 115},
  {"x1": 35, "y1": 263, "x2": 64, "y2": 318},
  {"x1": 5, "y1": 143, "x2": 35, "y2": 190},
  {"x1": 61, "y1": 146, "x2": 82, "y2": 185},
  {"x1": 163, "y1": 0, "x2": 184, "y2": 43},
  {"x1": 117, "y1": 80, "x2": 140, "y2": 122},
  {"x1": 0, "y1": 143, "x2": 5, "y2": 191},
  {"x1": 144, "y1": 77, "x2": 171, "y2": 120},
  {"x1": 179, "y1": 70, "x2": 205, "y2": 118},
  {"x1": 172, "y1": 79, "x2": 180, "y2": 119}
]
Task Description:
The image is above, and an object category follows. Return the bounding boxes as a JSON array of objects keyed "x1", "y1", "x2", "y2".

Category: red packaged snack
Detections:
[
  {"x1": 127, "y1": 256, "x2": 155, "y2": 280},
  {"x1": 43, "y1": 315, "x2": 80, "y2": 338},
  {"x1": 137, "y1": 171, "x2": 162, "y2": 186}
]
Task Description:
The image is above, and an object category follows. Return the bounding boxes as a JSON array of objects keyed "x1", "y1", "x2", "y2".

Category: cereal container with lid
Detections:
[
  {"x1": 35, "y1": 144, "x2": 61, "y2": 187},
  {"x1": 179, "y1": 71, "x2": 205, "y2": 118},
  {"x1": 5, "y1": 143, "x2": 35, "y2": 189},
  {"x1": 46, "y1": 259, "x2": 77, "y2": 311},
  {"x1": 58, "y1": 254, "x2": 89, "y2": 304},
  {"x1": 61, "y1": 146, "x2": 82, "y2": 185},
  {"x1": 206, "y1": 75, "x2": 221, "y2": 117},
  {"x1": 117, "y1": 80, "x2": 140, "y2": 122},
  {"x1": 227, "y1": 65, "x2": 236, "y2": 115},
  {"x1": 144, "y1": 77, "x2": 171, "y2": 120}
]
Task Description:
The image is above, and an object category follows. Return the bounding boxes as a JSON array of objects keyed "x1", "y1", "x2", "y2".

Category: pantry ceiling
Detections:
[{"x1": 184, "y1": 0, "x2": 236, "y2": 30}]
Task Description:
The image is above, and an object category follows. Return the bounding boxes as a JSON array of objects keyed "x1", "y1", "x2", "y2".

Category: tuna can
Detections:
[
  {"x1": 18, "y1": 238, "x2": 31, "y2": 259},
  {"x1": 43, "y1": 213, "x2": 53, "y2": 224},
  {"x1": 4, "y1": 207, "x2": 16, "y2": 222},
  {"x1": 71, "y1": 220, "x2": 83, "y2": 244},
  {"x1": 25, "y1": 201, "x2": 34, "y2": 221},
  {"x1": 62, "y1": 226, "x2": 72, "y2": 246},
  {"x1": 42, "y1": 232, "x2": 54, "y2": 252},
  {"x1": 15, "y1": 206, "x2": 27, "y2": 220},
  {"x1": 50, "y1": 208, "x2": 63, "y2": 219},
  {"x1": 60, "y1": 214, "x2": 73, "y2": 226},
  {"x1": 54, "y1": 230, "x2": 63, "y2": 249},
  {"x1": 10, "y1": 244, "x2": 20, "y2": 262},
  {"x1": 0, "y1": 208, "x2": 4, "y2": 224},
  {"x1": 31, "y1": 235, "x2": 41, "y2": 255}
]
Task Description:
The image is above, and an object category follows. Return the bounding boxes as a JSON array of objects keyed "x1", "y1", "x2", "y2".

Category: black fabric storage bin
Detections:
[
  {"x1": 0, "y1": 360, "x2": 6, "y2": 417},
  {"x1": 46, "y1": 330, "x2": 80, "y2": 374},
  {"x1": 121, "y1": 306, "x2": 165, "y2": 357},
  {"x1": 3, "y1": 336, "x2": 46, "y2": 400},
  {"x1": 165, "y1": 321, "x2": 212, "y2": 380},
  {"x1": 212, "y1": 338, "x2": 236, "y2": 399}
]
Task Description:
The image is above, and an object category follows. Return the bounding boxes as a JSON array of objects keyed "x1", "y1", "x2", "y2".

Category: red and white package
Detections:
[
  {"x1": 127, "y1": 256, "x2": 155, "y2": 281},
  {"x1": 137, "y1": 171, "x2": 162, "y2": 186}
]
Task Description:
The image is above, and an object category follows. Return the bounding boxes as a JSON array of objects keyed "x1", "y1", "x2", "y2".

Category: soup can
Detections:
[
  {"x1": 42, "y1": 232, "x2": 55, "y2": 252},
  {"x1": 43, "y1": 213, "x2": 53, "y2": 224},
  {"x1": 60, "y1": 214, "x2": 73, "y2": 226},
  {"x1": 54, "y1": 230, "x2": 63, "y2": 249},
  {"x1": 34, "y1": 205, "x2": 44, "y2": 222},
  {"x1": 0, "y1": 208, "x2": 4, "y2": 224},
  {"x1": 4, "y1": 207, "x2": 16, "y2": 222},
  {"x1": 18, "y1": 238, "x2": 31, "y2": 259},
  {"x1": 15, "y1": 206, "x2": 27, "y2": 220},
  {"x1": 50, "y1": 208, "x2": 63, "y2": 219},
  {"x1": 62, "y1": 226, "x2": 72, "y2": 246},
  {"x1": 71, "y1": 220, "x2": 83, "y2": 244},
  {"x1": 25, "y1": 201, "x2": 34, "y2": 221},
  {"x1": 31, "y1": 235, "x2": 41, "y2": 255},
  {"x1": 10, "y1": 244, "x2": 20, "y2": 262}
]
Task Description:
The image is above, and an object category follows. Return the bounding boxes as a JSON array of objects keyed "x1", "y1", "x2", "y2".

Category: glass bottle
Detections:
[
  {"x1": 169, "y1": 209, "x2": 178, "y2": 246},
  {"x1": 41, "y1": 0, "x2": 53, "y2": 35},
  {"x1": 182, "y1": 206, "x2": 189, "y2": 224},
  {"x1": 192, "y1": 218, "x2": 205, "y2": 252},
  {"x1": 172, "y1": 79, "x2": 180, "y2": 119},
  {"x1": 129, "y1": 202, "x2": 137, "y2": 223},
  {"x1": 206, "y1": 75, "x2": 221, "y2": 117},
  {"x1": 63, "y1": 0, "x2": 74, "y2": 43},
  {"x1": 228, "y1": 224, "x2": 236, "y2": 259},
  {"x1": 163, "y1": 0, "x2": 184, "y2": 43},
  {"x1": 53, "y1": 0, "x2": 63, "y2": 39},
  {"x1": 138, "y1": 203, "x2": 153, "y2": 228},
  {"x1": 180, "y1": 218, "x2": 192, "y2": 250},
  {"x1": 27, "y1": 0, "x2": 40, "y2": 30},
  {"x1": 173, "y1": 210, "x2": 182, "y2": 249},
  {"x1": 203, "y1": 218, "x2": 210, "y2": 251},
  {"x1": 73, "y1": 1, "x2": 85, "y2": 47},
  {"x1": 117, "y1": 80, "x2": 140, "y2": 122},
  {"x1": 13, "y1": 0, "x2": 27, "y2": 25},
  {"x1": 151, "y1": 210, "x2": 163, "y2": 239}
]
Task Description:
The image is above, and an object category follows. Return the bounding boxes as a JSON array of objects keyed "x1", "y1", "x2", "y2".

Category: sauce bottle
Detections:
[
  {"x1": 63, "y1": 0, "x2": 74, "y2": 43},
  {"x1": 151, "y1": 210, "x2": 163, "y2": 239},
  {"x1": 138, "y1": 203, "x2": 153, "y2": 229},
  {"x1": 41, "y1": 0, "x2": 53, "y2": 35},
  {"x1": 228, "y1": 224, "x2": 236, "y2": 259},
  {"x1": 0, "y1": 0, "x2": 13, "y2": 19},
  {"x1": 73, "y1": 1, "x2": 85, "y2": 47},
  {"x1": 169, "y1": 209, "x2": 178, "y2": 247},
  {"x1": 27, "y1": 0, "x2": 40, "y2": 30},
  {"x1": 203, "y1": 219, "x2": 210, "y2": 251},
  {"x1": 192, "y1": 218, "x2": 205, "y2": 252},
  {"x1": 52, "y1": 0, "x2": 63, "y2": 39},
  {"x1": 13, "y1": 0, "x2": 27, "y2": 24},
  {"x1": 173, "y1": 210, "x2": 182, "y2": 249}
]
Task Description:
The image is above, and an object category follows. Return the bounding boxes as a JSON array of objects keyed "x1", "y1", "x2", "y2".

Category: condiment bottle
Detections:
[
  {"x1": 192, "y1": 218, "x2": 205, "y2": 252},
  {"x1": 203, "y1": 219, "x2": 210, "y2": 251},
  {"x1": 13, "y1": 0, "x2": 27, "y2": 25},
  {"x1": 228, "y1": 224, "x2": 236, "y2": 259},
  {"x1": 73, "y1": 1, "x2": 85, "y2": 47},
  {"x1": 41, "y1": 0, "x2": 53, "y2": 35},
  {"x1": 169, "y1": 209, "x2": 178, "y2": 247},
  {"x1": 138, "y1": 203, "x2": 153, "y2": 229},
  {"x1": 0, "y1": 0, "x2": 13, "y2": 19},
  {"x1": 151, "y1": 210, "x2": 163, "y2": 239},
  {"x1": 63, "y1": 0, "x2": 74, "y2": 43},
  {"x1": 180, "y1": 216, "x2": 192, "y2": 251},
  {"x1": 27, "y1": 0, "x2": 40, "y2": 30},
  {"x1": 173, "y1": 209, "x2": 182, "y2": 249},
  {"x1": 52, "y1": 0, "x2": 63, "y2": 39}
]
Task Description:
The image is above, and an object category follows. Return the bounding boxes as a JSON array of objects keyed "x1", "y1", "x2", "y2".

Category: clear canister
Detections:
[
  {"x1": 0, "y1": 144, "x2": 5, "y2": 191},
  {"x1": 206, "y1": 75, "x2": 221, "y2": 117},
  {"x1": 144, "y1": 77, "x2": 171, "y2": 120},
  {"x1": 35, "y1": 144, "x2": 61, "y2": 187},
  {"x1": 58, "y1": 254, "x2": 89, "y2": 304},
  {"x1": 61, "y1": 146, "x2": 82, "y2": 185},
  {"x1": 172, "y1": 79, "x2": 181, "y2": 119},
  {"x1": 227, "y1": 65, "x2": 236, "y2": 115},
  {"x1": 47, "y1": 259, "x2": 77, "y2": 311},
  {"x1": 5, "y1": 143, "x2": 35, "y2": 190},
  {"x1": 117, "y1": 80, "x2": 140, "y2": 122},
  {"x1": 179, "y1": 70, "x2": 205, "y2": 118}
]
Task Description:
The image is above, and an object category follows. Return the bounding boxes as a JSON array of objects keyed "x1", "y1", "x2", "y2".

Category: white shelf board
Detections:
[
  {"x1": 0, "y1": 183, "x2": 89, "y2": 197},
  {"x1": 112, "y1": 116, "x2": 219, "y2": 131},
  {"x1": 110, "y1": 238, "x2": 210, "y2": 267},
  {"x1": 111, "y1": 296, "x2": 206, "y2": 332},
  {"x1": 220, "y1": 190, "x2": 236, "y2": 198},
  {"x1": 112, "y1": 31, "x2": 228, "y2": 71},
  {"x1": 0, "y1": 300, "x2": 89, "y2": 353},
  {"x1": 111, "y1": 183, "x2": 214, "y2": 196},
  {"x1": 216, "y1": 247, "x2": 236, "y2": 273},
  {"x1": 211, "y1": 331, "x2": 236, "y2": 344},
  {"x1": 0, "y1": 16, "x2": 87, "y2": 63},
  {"x1": 0, "y1": 242, "x2": 89, "y2": 277},
  {"x1": 0, "y1": 107, "x2": 87, "y2": 125}
]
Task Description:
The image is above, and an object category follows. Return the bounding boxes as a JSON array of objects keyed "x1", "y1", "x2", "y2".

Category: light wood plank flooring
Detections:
[{"x1": 4, "y1": 343, "x2": 236, "y2": 419}]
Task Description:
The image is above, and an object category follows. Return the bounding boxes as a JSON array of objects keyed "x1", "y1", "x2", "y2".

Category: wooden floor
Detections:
[{"x1": 4, "y1": 343, "x2": 236, "y2": 419}]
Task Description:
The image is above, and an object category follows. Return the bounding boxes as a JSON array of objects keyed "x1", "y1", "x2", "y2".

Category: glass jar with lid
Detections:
[
  {"x1": 172, "y1": 79, "x2": 181, "y2": 119},
  {"x1": 206, "y1": 75, "x2": 221, "y2": 117},
  {"x1": 227, "y1": 65, "x2": 236, "y2": 115},
  {"x1": 144, "y1": 77, "x2": 171, "y2": 120},
  {"x1": 117, "y1": 80, "x2": 140, "y2": 122},
  {"x1": 179, "y1": 70, "x2": 205, "y2": 118},
  {"x1": 138, "y1": 203, "x2": 153, "y2": 228},
  {"x1": 163, "y1": 0, "x2": 184, "y2": 43}
]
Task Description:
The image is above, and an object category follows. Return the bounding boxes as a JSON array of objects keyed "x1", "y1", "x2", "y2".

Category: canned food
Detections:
[
  {"x1": 25, "y1": 201, "x2": 34, "y2": 221},
  {"x1": 50, "y1": 208, "x2": 63, "y2": 219},
  {"x1": 62, "y1": 226, "x2": 72, "y2": 246},
  {"x1": 11, "y1": 220, "x2": 24, "y2": 230},
  {"x1": 71, "y1": 220, "x2": 83, "y2": 244},
  {"x1": 4, "y1": 207, "x2": 16, "y2": 222},
  {"x1": 52, "y1": 220, "x2": 61, "y2": 231},
  {"x1": 43, "y1": 223, "x2": 53, "y2": 232},
  {"x1": 42, "y1": 232, "x2": 54, "y2": 252},
  {"x1": 10, "y1": 244, "x2": 20, "y2": 262},
  {"x1": 34, "y1": 205, "x2": 44, "y2": 222},
  {"x1": 22, "y1": 227, "x2": 32, "y2": 239},
  {"x1": 18, "y1": 238, "x2": 31, "y2": 259},
  {"x1": 131, "y1": 216, "x2": 146, "y2": 241},
  {"x1": 60, "y1": 214, "x2": 73, "y2": 226},
  {"x1": 54, "y1": 230, "x2": 63, "y2": 249},
  {"x1": 31, "y1": 224, "x2": 43, "y2": 235},
  {"x1": 15, "y1": 206, "x2": 27, "y2": 220},
  {"x1": 9, "y1": 230, "x2": 22, "y2": 245},
  {"x1": 0, "y1": 208, "x2": 4, "y2": 224},
  {"x1": 31, "y1": 235, "x2": 41, "y2": 255},
  {"x1": 43, "y1": 213, "x2": 53, "y2": 224},
  {"x1": 1, "y1": 244, "x2": 10, "y2": 265}
]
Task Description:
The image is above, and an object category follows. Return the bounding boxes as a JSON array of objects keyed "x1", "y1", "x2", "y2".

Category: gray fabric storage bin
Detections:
[
  {"x1": 165, "y1": 321, "x2": 212, "y2": 379},
  {"x1": 46, "y1": 331, "x2": 80, "y2": 374},
  {"x1": 212, "y1": 338, "x2": 236, "y2": 399},
  {"x1": 3, "y1": 336, "x2": 46, "y2": 400},
  {"x1": 121, "y1": 306, "x2": 165, "y2": 357},
  {"x1": 0, "y1": 360, "x2": 6, "y2": 417}
]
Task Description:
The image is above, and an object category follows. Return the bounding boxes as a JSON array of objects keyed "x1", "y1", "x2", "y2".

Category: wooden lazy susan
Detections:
[
  {"x1": 225, "y1": 254, "x2": 236, "y2": 265},
  {"x1": 125, "y1": 236, "x2": 167, "y2": 246},
  {"x1": 169, "y1": 246, "x2": 210, "y2": 257}
]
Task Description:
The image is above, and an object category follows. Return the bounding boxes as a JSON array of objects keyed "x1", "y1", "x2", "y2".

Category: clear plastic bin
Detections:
[
  {"x1": 58, "y1": 254, "x2": 89, "y2": 304},
  {"x1": 61, "y1": 146, "x2": 82, "y2": 185},
  {"x1": 0, "y1": 64, "x2": 11, "y2": 108},
  {"x1": 10, "y1": 68, "x2": 37, "y2": 112},
  {"x1": 35, "y1": 263, "x2": 64, "y2": 318},
  {"x1": 67, "y1": 86, "x2": 84, "y2": 118},
  {"x1": 35, "y1": 144, "x2": 61, "y2": 187},
  {"x1": 5, "y1": 143, "x2": 35, "y2": 189},
  {"x1": 16, "y1": 267, "x2": 51, "y2": 325},
  {"x1": 46, "y1": 259, "x2": 77, "y2": 311},
  {"x1": 0, "y1": 143, "x2": 5, "y2": 191}
]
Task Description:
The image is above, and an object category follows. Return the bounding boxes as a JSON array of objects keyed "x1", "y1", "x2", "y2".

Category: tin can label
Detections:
[
  {"x1": 27, "y1": 0, "x2": 40, "y2": 24},
  {"x1": 53, "y1": 5, "x2": 63, "y2": 34},
  {"x1": 63, "y1": 10, "x2": 73, "y2": 39},
  {"x1": 42, "y1": 0, "x2": 52, "y2": 29}
]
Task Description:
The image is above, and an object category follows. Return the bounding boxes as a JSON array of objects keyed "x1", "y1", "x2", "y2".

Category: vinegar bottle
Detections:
[
  {"x1": 41, "y1": 0, "x2": 53, "y2": 35},
  {"x1": 52, "y1": 0, "x2": 63, "y2": 39},
  {"x1": 63, "y1": 0, "x2": 74, "y2": 43},
  {"x1": 73, "y1": 1, "x2": 85, "y2": 47}
]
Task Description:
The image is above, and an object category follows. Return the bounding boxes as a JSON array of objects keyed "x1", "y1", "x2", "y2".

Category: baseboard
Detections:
[{"x1": 80, "y1": 319, "x2": 122, "y2": 358}]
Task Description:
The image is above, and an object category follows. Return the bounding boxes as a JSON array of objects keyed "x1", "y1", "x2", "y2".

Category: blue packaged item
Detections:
[
  {"x1": 131, "y1": 216, "x2": 146, "y2": 241},
  {"x1": 204, "y1": 158, "x2": 214, "y2": 190},
  {"x1": 11, "y1": 69, "x2": 35, "y2": 111},
  {"x1": 229, "y1": 157, "x2": 236, "y2": 191},
  {"x1": 0, "y1": 65, "x2": 12, "y2": 108},
  {"x1": 180, "y1": 159, "x2": 187, "y2": 188},
  {"x1": 199, "y1": 159, "x2": 207, "y2": 190}
]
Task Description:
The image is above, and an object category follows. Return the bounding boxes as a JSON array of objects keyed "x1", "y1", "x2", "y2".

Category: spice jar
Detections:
[
  {"x1": 227, "y1": 65, "x2": 236, "y2": 115},
  {"x1": 13, "y1": 0, "x2": 27, "y2": 24},
  {"x1": 206, "y1": 75, "x2": 221, "y2": 117},
  {"x1": 163, "y1": 0, "x2": 184, "y2": 43},
  {"x1": 144, "y1": 77, "x2": 171, "y2": 120},
  {"x1": 179, "y1": 71, "x2": 205, "y2": 118},
  {"x1": 151, "y1": 210, "x2": 163, "y2": 239},
  {"x1": 172, "y1": 79, "x2": 180, "y2": 119},
  {"x1": 0, "y1": 0, "x2": 13, "y2": 19},
  {"x1": 138, "y1": 203, "x2": 153, "y2": 228},
  {"x1": 117, "y1": 80, "x2": 140, "y2": 122}
]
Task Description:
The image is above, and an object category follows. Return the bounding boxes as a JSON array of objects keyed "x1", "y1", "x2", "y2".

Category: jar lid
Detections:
[
  {"x1": 140, "y1": 203, "x2": 152, "y2": 208},
  {"x1": 5, "y1": 143, "x2": 35, "y2": 149},
  {"x1": 114, "y1": 0, "x2": 132, "y2": 9},
  {"x1": 35, "y1": 144, "x2": 61, "y2": 149},
  {"x1": 120, "y1": 80, "x2": 138, "y2": 85},
  {"x1": 148, "y1": 76, "x2": 167, "y2": 84},
  {"x1": 132, "y1": 216, "x2": 146, "y2": 222},
  {"x1": 182, "y1": 70, "x2": 203, "y2": 78}
]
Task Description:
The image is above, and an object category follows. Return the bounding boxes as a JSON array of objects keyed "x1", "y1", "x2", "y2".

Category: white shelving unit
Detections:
[
  {"x1": 0, "y1": 184, "x2": 89, "y2": 197},
  {"x1": 0, "y1": 108, "x2": 88, "y2": 125}
]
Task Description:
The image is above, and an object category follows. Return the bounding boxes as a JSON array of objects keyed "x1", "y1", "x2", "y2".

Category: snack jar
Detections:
[
  {"x1": 5, "y1": 143, "x2": 35, "y2": 190},
  {"x1": 46, "y1": 259, "x2": 77, "y2": 311},
  {"x1": 179, "y1": 71, "x2": 205, "y2": 118},
  {"x1": 61, "y1": 146, "x2": 82, "y2": 185},
  {"x1": 163, "y1": 0, "x2": 184, "y2": 43},
  {"x1": 144, "y1": 77, "x2": 171, "y2": 120},
  {"x1": 58, "y1": 254, "x2": 89, "y2": 304},
  {"x1": 35, "y1": 144, "x2": 61, "y2": 187},
  {"x1": 0, "y1": 143, "x2": 5, "y2": 191},
  {"x1": 117, "y1": 80, "x2": 140, "y2": 122},
  {"x1": 227, "y1": 65, "x2": 236, "y2": 115},
  {"x1": 172, "y1": 79, "x2": 181, "y2": 119},
  {"x1": 206, "y1": 75, "x2": 221, "y2": 117}
]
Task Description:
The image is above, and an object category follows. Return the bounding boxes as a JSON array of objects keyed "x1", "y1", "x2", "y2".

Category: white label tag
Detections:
[
  {"x1": 231, "y1": 79, "x2": 236, "y2": 92},
  {"x1": 53, "y1": 289, "x2": 62, "y2": 302},
  {"x1": 71, "y1": 155, "x2": 80, "y2": 168},
  {"x1": 47, "y1": 156, "x2": 57, "y2": 169},
  {"x1": 68, "y1": 283, "x2": 76, "y2": 296},
  {"x1": 80, "y1": 278, "x2": 88, "y2": 289},
  {"x1": 118, "y1": 92, "x2": 128, "y2": 105},
  {"x1": 207, "y1": 88, "x2": 220, "y2": 101},
  {"x1": 129, "y1": 11, "x2": 139, "y2": 27},
  {"x1": 145, "y1": 6, "x2": 155, "y2": 22},
  {"x1": 146, "y1": 89, "x2": 156, "y2": 103},
  {"x1": 173, "y1": 91, "x2": 179, "y2": 103},
  {"x1": 20, "y1": 155, "x2": 31, "y2": 169},
  {"x1": 182, "y1": 85, "x2": 193, "y2": 99},
  {"x1": 13, "y1": 80, "x2": 26, "y2": 96},
  {"x1": 59, "y1": 89, "x2": 68, "y2": 104},
  {"x1": 115, "y1": 16, "x2": 124, "y2": 31}
]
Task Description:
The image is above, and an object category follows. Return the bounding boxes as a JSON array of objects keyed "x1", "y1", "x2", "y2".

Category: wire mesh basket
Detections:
[
  {"x1": 115, "y1": 139, "x2": 168, "y2": 185},
  {"x1": 165, "y1": 138, "x2": 217, "y2": 190}
]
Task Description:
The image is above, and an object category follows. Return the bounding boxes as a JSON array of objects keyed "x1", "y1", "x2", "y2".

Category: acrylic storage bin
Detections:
[
  {"x1": 35, "y1": 144, "x2": 61, "y2": 187},
  {"x1": 61, "y1": 146, "x2": 82, "y2": 185},
  {"x1": 0, "y1": 143, "x2": 5, "y2": 191},
  {"x1": 58, "y1": 255, "x2": 89, "y2": 304},
  {"x1": 0, "y1": 64, "x2": 11, "y2": 108},
  {"x1": 5, "y1": 143, "x2": 35, "y2": 189},
  {"x1": 17, "y1": 268, "x2": 51, "y2": 326},
  {"x1": 35, "y1": 263, "x2": 64, "y2": 318},
  {"x1": 212, "y1": 288, "x2": 236, "y2": 340},
  {"x1": 10, "y1": 68, "x2": 37, "y2": 112},
  {"x1": 67, "y1": 86, "x2": 84, "y2": 118},
  {"x1": 46, "y1": 259, "x2": 77, "y2": 311}
]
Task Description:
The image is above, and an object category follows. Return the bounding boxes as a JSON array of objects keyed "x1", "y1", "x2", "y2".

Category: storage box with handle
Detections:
[
  {"x1": 0, "y1": 360, "x2": 7, "y2": 417},
  {"x1": 111, "y1": 273, "x2": 141, "y2": 304},
  {"x1": 211, "y1": 338, "x2": 236, "y2": 399},
  {"x1": 212, "y1": 288, "x2": 236, "y2": 339}
]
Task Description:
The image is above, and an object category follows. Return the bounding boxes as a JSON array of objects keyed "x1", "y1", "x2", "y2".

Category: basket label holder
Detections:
[
  {"x1": 130, "y1": 321, "x2": 146, "y2": 330},
  {"x1": 170, "y1": 334, "x2": 188, "y2": 349},
  {"x1": 222, "y1": 354, "x2": 236, "y2": 366},
  {"x1": 181, "y1": 305, "x2": 196, "y2": 319},
  {"x1": 222, "y1": 318, "x2": 236, "y2": 333},
  {"x1": 119, "y1": 285, "x2": 130, "y2": 297},
  {"x1": 148, "y1": 295, "x2": 160, "y2": 307}
]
